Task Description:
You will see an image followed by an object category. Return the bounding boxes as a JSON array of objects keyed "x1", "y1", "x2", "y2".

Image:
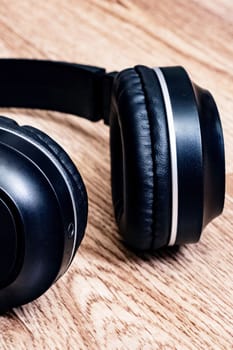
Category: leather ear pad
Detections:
[
  {"x1": 22, "y1": 125, "x2": 88, "y2": 249},
  {"x1": 0, "y1": 116, "x2": 87, "y2": 250},
  {"x1": 109, "y1": 66, "x2": 172, "y2": 251}
]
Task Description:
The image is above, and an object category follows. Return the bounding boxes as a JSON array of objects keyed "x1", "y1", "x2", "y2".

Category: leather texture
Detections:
[
  {"x1": 0, "y1": 116, "x2": 88, "y2": 250},
  {"x1": 135, "y1": 66, "x2": 172, "y2": 248},
  {"x1": 110, "y1": 66, "x2": 171, "y2": 251}
]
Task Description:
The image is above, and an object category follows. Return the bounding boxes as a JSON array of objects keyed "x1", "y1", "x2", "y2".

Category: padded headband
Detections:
[{"x1": 0, "y1": 59, "x2": 114, "y2": 123}]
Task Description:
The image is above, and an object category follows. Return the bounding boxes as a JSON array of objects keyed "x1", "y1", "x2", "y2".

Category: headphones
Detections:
[{"x1": 0, "y1": 59, "x2": 225, "y2": 312}]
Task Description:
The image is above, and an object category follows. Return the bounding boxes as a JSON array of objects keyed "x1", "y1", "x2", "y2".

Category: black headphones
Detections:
[{"x1": 0, "y1": 59, "x2": 225, "y2": 312}]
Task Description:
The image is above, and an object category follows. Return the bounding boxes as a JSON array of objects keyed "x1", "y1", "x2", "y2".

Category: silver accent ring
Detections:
[{"x1": 153, "y1": 68, "x2": 178, "y2": 246}]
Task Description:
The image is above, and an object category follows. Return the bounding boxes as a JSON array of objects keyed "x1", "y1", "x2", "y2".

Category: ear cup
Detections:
[
  {"x1": 0, "y1": 116, "x2": 88, "y2": 311},
  {"x1": 110, "y1": 65, "x2": 225, "y2": 251},
  {"x1": 109, "y1": 66, "x2": 171, "y2": 250},
  {"x1": 0, "y1": 116, "x2": 88, "y2": 249},
  {"x1": 22, "y1": 125, "x2": 88, "y2": 249}
]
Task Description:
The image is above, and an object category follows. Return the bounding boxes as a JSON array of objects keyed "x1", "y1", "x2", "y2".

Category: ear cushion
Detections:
[
  {"x1": 22, "y1": 125, "x2": 88, "y2": 249},
  {"x1": 109, "y1": 66, "x2": 172, "y2": 250},
  {"x1": 0, "y1": 116, "x2": 87, "y2": 249}
]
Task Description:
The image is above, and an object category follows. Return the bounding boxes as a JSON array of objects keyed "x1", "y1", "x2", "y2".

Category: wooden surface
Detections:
[{"x1": 0, "y1": 1, "x2": 232, "y2": 349}]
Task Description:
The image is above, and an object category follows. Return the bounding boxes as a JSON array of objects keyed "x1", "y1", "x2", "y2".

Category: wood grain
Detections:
[{"x1": 0, "y1": 0, "x2": 232, "y2": 349}]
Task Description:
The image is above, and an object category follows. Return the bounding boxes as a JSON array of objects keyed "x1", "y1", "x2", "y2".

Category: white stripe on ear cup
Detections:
[{"x1": 153, "y1": 68, "x2": 178, "y2": 246}]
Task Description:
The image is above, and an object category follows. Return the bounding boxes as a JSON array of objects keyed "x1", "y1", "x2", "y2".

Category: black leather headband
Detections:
[{"x1": 0, "y1": 59, "x2": 114, "y2": 124}]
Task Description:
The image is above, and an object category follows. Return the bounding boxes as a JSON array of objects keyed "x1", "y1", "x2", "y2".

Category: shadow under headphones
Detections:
[{"x1": 0, "y1": 59, "x2": 225, "y2": 312}]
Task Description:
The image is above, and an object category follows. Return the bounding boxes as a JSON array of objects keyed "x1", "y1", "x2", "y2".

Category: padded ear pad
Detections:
[
  {"x1": 109, "y1": 66, "x2": 172, "y2": 251},
  {"x1": 22, "y1": 125, "x2": 88, "y2": 249},
  {"x1": 0, "y1": 116, "x2": 88, "y2": 250}
]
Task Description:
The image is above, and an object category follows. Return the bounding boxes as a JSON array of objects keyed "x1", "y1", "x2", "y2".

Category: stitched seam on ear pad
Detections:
[
  {"x1": 21, "y1": 125, "x2": 88, "y2": 247},
  {"x1": 135, "y1": 66, "x2": 172, "y2": 250}
]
